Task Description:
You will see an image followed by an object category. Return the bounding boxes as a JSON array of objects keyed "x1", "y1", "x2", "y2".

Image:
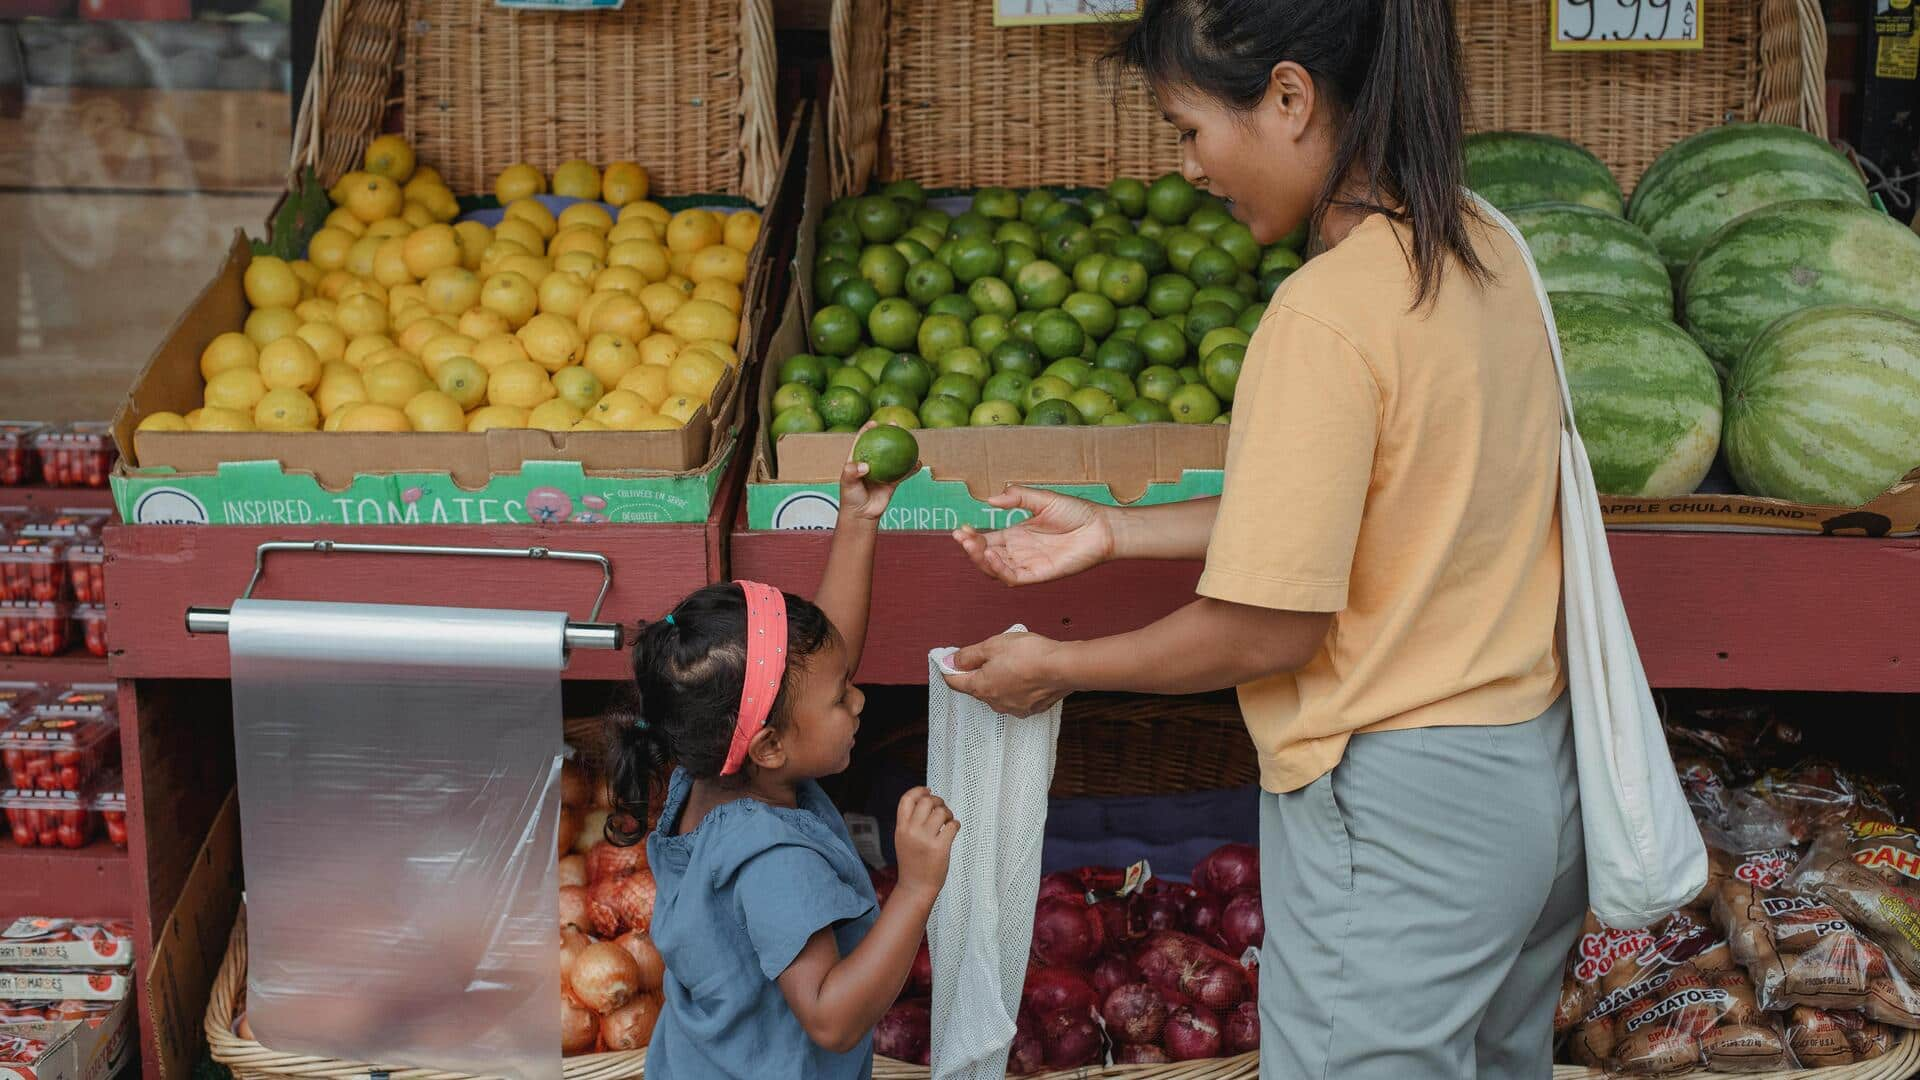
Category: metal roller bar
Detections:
[{"x1": 183, "y1": 607, "x2": 623, "y2": 651}]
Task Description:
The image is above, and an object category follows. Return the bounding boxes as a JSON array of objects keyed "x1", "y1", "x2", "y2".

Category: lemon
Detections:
[
  {"x1": 501, "y1": 254, "x2": 554, "y2": 284},
  {"x1": 632, "y1": 413, "x2": 683, "y2": 431},
  {"x1": 418, "y1": 333, "x2": 478, "y2": 378},
  {"x1": 434, "y1": 356, "x2": 488, "y2": 409},
  {"x1": 316, "y1": 269, "x2": 357, "y2": 300},
  {"x1": 586, "y1": 293, "x2": 652, "y2": 343},
  {"x1": 255, "y1": 388, "x2": 321, "y2": 431},
  {"x1": 551, "y1": 159, "x2": 601, "y2": 201},
  {"x1": 668, "y1": 249, "x2": 696, "y2": 279},
  {"x1": 668, "y1": 351, "x2": 726, "y2": 403},
  {"x1": 386, "y1": 283, "x2": 428, "y2": 315},
  {"x1": 453, "y1": 221, "x2": 492, "y2": 270},
  {"x1": 245, "y1": 307, "x2": 301, "y2": 347},
  {"x1": 517, "y1": 313, "x2": 584, "y2": 373},
  {"x1": 295, "y1": 297, "x2": 339, "y2": 325},
  {"x1": 602, "y1": 162, "x2": 649, "y2": 207},
  {"x1": 549, "y1": 227, "x2": 608, "y2": 263},
  {"x1": 344, "y1": 235, "x2": 383, "y2": 277},
  {"x1": 258, "y1": 336, "x2": 323, "y2": 393},
  {"x1": 420, "y1": 185, "x2": 461, "y2": 223},
  {"x1": 667, "y1": 273, "x2": 695, "y2": 295},
  {"x1": 494, "y1": 163, "x2": 546, "y2": 204},
  {"x1": 244, "y1": 256, "x2": 302, "y2": 308},
  {"x1": 200, "y1": 332, "x2": 259, "y2": 380},
  {"x1": 423, "y1": 266, "x2": 482, "y2": 315},
  {"x1": 558, "y1": 202, "x2": 613, "y2": 233},
  {"x1": 608, "y1": 217, "x2": 660, "y2": 246},
  {"x1": 693, "y1": 278, "x2": 743, "y2": 313},
  {"x1": 372, "y1": 238, "x2": 415, "y2": 288},
  {"x1": 582, "y1": 332, "x2": 641, "y2": 387},
  {"x1": 336, "y1": 294, "x2": 390, "y2": 339},
  {"x1": 289, "y1": 259, "x2": 323, "y2": 288},
  {"x1": 570, "y1": 417, "x2": 610, "y2": 432},
  {"x1": 724, "y1": 209, "x2": 762, "y2": 253},
  {"x1": 594, "y1": 266, "x2": 647, "y2": 297},
  {"x1": 620, "y1": 200, "x2": 671, "y2": 229},
  {"x1": 364, "y1": 357, "x2": 435, "y2": 407},
  {"x1": 392, "y1": 302, "x2": 436, "y2": 334},
  {"x1": 481, "y1": 271, "x2": 538, "y2": 328},
  {"x1": 365, "y1": 345, "x2": 419, "y2": 373},
  {"x1": 553, "y1": 251, "x2": 605, "y2": 281},
  {"x1": 315, "y1": 366, "x2": 369, "y2": 417},
  {"x1": 609, "y1": 240, "x2": 671, "y2": 283},
  {"x1": 365, "y1": 218, "x2": 413, "y2": 241},
  {"x1": 493, "y1": 216, "x2": 547, "y2": 255},
  {"x1": 537, "y1": 271, "x2": 592, "y2": 320},
  {"x1": 403, "y1": 168, "x2": 446, "y2": 205},
  {"x1": 662, "y1": 298, "x2": 738, "y2": 346},
  {"x1": 689, "y1": 245, "x2": 748, "y2": 286},
  {"x1": 659, "y1": 394, "x2": 702, "y2": 425},
  {"x1": 550, "y1": 366, "x2": 604, "y2": 412},
  {"x1": 637, "y1": 281, "x2": 687, "y2": 325},
  {"x1": 187, "y1": 406, "x2": 256, "y2": 432},
  {"x1": 307, "y1": 227, "x2": 357, "y2": 271},
  {"x1": 467, "y1": 405, "x2": 530, "y2": 432},
  {"x1": 323, "y1": 206, "x2": 367, "y2": 237},
  {"x1": 458, "y1": 307, "x2": 510, "y2": 341},
  {"x1": 328, "y1": 169, "x2": 368, "y2": 205},
  {"x1": 528, "y1": 398, "x2": 585, "y2": 431},
  {"x1": 637, "y1": 332, "x2": 683, "y2": 369},
  {"x1": 488, "y1": 359, "x2": 557, "y2": 408},
  {"x1": 404, "y1": 390, "x2": 467, "y2": 432},
  {"x1": 137, "y1": 411, "x2": 190, "y2": 432},
  {"x1": 504, "y1": 198, "x2": 559, "y2": 240},
  {"x1": 681, "y1": 339, "x2": 739, "y2": 369},
  {"x1": 574, "y1": 292, "x2": 613, "y2": 337},
  {"x1": 472, "y1": 333, "x2": 530, "y2": 371},
  {"x1": 616, "y1": 364, "x2": 671, "y2": 407},
  {"x1": 322, "y1": 405, "x2": 357, "y2": 431},
  {"x1": 364, "y1": 134, "x2": 416, "y2": 183},
  {"x1": 343, "y1": 334, "x2": 394, "y2": 370},
  {"x1": 482, "y1": 239, "x2": 534, "y2": 277},
  {"x1": 398, "y1": 314, "x2": 458, "y2": 357},
  {"x1": 336, "y1": 277, "x2": 387, "y2": 305},
  {"x1": 591, "y1": 390, "x2": 655, "y2": 430},
  {"x1": 293, "y1": 322, "x2": 348, "y2": 367},
  {"x1": 401, "y1": 224, "x2": 461, "y2": 278},
  {"x1": 339, "y1": 403, "x2": 412, "y2": 432},
  {"x1": 205, "y1": 368, "x2": 270, "y2": 412},
  {"x1": 401, "y1": 201, "x2": 437, "y2": 229},
  {"x1": 667, "y1": 209, "x2": 722, "y2": 254},
  {"x1": 345, "y1": 174, "x2": 404, "y2": 223}
]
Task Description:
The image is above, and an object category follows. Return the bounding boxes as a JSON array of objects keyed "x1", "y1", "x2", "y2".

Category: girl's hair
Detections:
[
  {"x1": 1116, "y1": 0, "x2": 1485, "y2": 304},
  {"x1": 603, "y1": 583, "x2": 837, "y2": 846}
]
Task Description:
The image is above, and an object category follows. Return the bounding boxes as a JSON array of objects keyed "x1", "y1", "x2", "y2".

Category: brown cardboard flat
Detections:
[
  {"x1": 143, "y1": 791, "x2": 239, "y2": 1080},
  {"x1": 0, "y1": 999, "x2": 129, "y2": 1080},
  {"x1": 1600, "y1": 469, "x2": 1920, "y2": 536}
]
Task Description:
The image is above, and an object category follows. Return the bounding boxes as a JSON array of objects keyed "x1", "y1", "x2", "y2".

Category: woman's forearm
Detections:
[
  {"x1": 1052, "y1": 597, "x2": 1329, "y2": 696},
  {"x1": 1107, "y1": 497, "x2": 1219, "y2": 561}
]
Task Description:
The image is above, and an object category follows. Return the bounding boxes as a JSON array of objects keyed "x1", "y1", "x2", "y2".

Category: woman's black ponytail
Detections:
[{"x1": 1118, "y1": 0, "x2": 1487, "y2": 305}]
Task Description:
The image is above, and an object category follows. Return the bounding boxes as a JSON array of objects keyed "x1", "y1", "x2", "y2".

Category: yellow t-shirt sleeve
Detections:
[{"x1": 1196, "y1": 305, "x2": 1380, "y2": 614}]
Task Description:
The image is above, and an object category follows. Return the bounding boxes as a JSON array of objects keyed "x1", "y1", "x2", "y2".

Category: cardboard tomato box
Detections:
[{"x1": 0, "y1": 995, "x2": 131, "y2": 1080}]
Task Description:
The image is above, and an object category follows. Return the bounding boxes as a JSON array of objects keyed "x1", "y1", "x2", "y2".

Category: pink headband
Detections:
[{"x1": 719, "y1": 580, "x2": 788, "y2": 776}]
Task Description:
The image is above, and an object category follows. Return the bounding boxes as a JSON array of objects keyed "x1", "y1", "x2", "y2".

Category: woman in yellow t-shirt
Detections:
[{"x1": 942, "y1": 1, "x2": 1583, "y2": 1075}]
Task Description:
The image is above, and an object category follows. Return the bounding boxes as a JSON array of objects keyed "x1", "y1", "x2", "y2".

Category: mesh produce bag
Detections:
[{"x1": 925, "y1": 635, "x2": 1063, "y2": 1080}]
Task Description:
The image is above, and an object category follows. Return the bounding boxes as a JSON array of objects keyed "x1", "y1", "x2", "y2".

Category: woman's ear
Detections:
[
  {"x1": 747, "y1": 725, "x2": 787, "y2": 771},
  {"x1": 1265, "y1": 61, "x2": 1316, "y2": 140}
]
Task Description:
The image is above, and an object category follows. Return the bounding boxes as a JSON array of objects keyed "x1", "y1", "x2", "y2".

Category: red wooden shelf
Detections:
[
  {"x1": 0, "y1": 844, "x2": 133, "y2": 921},
  {"x1": 0, "y1": 486, "x2": 117, "y2": 512},
  {"x1": 732, "y1": 523, "x2": 1920, "y2": 692},
  {"x1": 0, "y1": 653, "x2": 111, "y2": 683}
]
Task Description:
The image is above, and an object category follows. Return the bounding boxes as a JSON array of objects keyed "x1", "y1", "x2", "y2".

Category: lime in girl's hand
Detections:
[{"x1": 851, "y1": 423, "x2": 920, "y2": 485}]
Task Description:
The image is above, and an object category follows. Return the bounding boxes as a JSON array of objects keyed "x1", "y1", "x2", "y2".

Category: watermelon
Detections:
[
  {"x1": 1724, "y1": 305, "x2": 1920, "y2": 507},
  {"x1": 1466, "y1": 132, "x2": 1625, "y2": 216},
  {"x1": 1681, "y1": 198, "x2": 1920, "y2": 371},
  {"x1": 1555, "y1": 296, "x2": 1722, "y2": 498},
  {"x1": 1509, "y1": 203, "x2": 1672, "y2": 318},
  {"x1": 1629, "y1": 123, "x2": 1870, "y2": 277}
]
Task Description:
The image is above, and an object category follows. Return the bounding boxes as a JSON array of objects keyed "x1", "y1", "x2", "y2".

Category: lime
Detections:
[
  {"x1": 883, "y1": 179, "x2": 927, "y2": 206},
  {"x1": 1110, "y1": 234, "x2": 1167, "y2": 274},
  {"x1": 1114, "y1": 306, "x2": 1153, "y2": 334},
  {"x1": 1258, "y1": 269, "x2": 1292, "y2": 301},
  {"x1": 853, "y1": 346, "x2": 896, "y2": 383},
  {"x1": 1216, "y1": 412, "x2": 1232, "y2": 425},
  {"x1": 1188, "y1": 247, "x2": 1238, "y2": 288},
  {"x1": 1083, "y1": 191, "x2": 1118, "y2": 219},
  {"x1": 928, "y1": 372, "x2": 982, "y2": 409},
  {"x1": 1108, "y1": 177, "x2": 1148, "y2": 218},
  {"x1": 928, "y1": 294, "x2": 978, "y2": 323},
  {"x1": 1015, "y1": 261, "x2": 1071, "y2": 311},
  {"x1": 810, "y1": 305, "x2": 863, "y2": 357},
  {"x1": 949, "y1": 236, "x2": 1005, "y2": 285},
  {"x1": 1185, "y1": 302, "x2": 1237, "y2": 349},
  {"x1": 1237, "y1": 304, "x2": 1266, "y2": 336},
  {"x1": 1235, "y1": 273, "x2": 1259, "y2": 299},
  {"x1": 990, "y1": 340, "x2": 1043, "y2": 378},
  {"x1": 872, "y1": 382, "x2": 921, "y2": 412},
  {"x1": 1043, "y1": 224, "x2": 1095, "y2": 271},
  {"x1": 1025, "y1": 399, "x2": 1082, "y2": 426},
  {"x1": 869, "y1": 298, "x2": 923, "y2": 351},
  {"x1": 1193, "y1": 285, "x2": 1249, "y2": 314},
  {"x1": 974, "y1": 187, "x2": 1020, "y2": 220},
  {"x1": 1040, "y1": 201, "x2": 1090, "y2": 230},
  {"x1": 773, "y1": 382, "x2": 820, "y2": 415},
  {"x1": 1001, "y1": 242, "x2": 1039, "y2": 280},
  {"x1": 1009, "y1": 311, "x2": 1040, "y2": 344},
  {"x1": 833, "y1": 278, "x2": 883, "y2": 323},
  {"x1": 1021, "y1": 374, "x2": 1075, "y2": 412},
  {"x1": 1136, "y1": 320, "x2": 1188, "y2": 366},
  {"x1": 820, "y1": 215, "x2": 861, "y2": 247},
  {"x1": 982, "y1": 371, "x2": 1032, "y2": 405},
  {"x1": 871, "y1": 404, "x2": 922, "y2": 430},
  {"x1": 881, "y1": 353, "x2": 935, "y2": 399},
  {"x1": 1126, "y1": 396, "x2": 1174, "y2": 423},
  {"x1": 854, "y1": 196, "x2": 908, "y2": 243},
  {"x1": 1168, "y1": 383, "x2": 1223, "y2": 424},
  {"x1": 937, "y1": 348, "x2": 990, "y2": 383},
  {"x1": 1098, "y1": 258, "x2": 1150, "y2": 306},
  {"x1": 1260, "y1": 247, "x2": 1305, "y2": 276},
  {"x1": 903, "y1": 260, "x2": 955, "y2": 307},
  {"x1": 1063, "y1": 292, "x2": 1117, "y2": 339},
  {"x1": 821, "y1": 242, "x2": 862, "y2": 269},
  {"x1": 1186, "y1": 203, "x2": 1235, "y2": 238},
  {"x1": 1216, "y1": 223, "x2": 1260, "y2": 272},
  {"x1": 779, "y1": 354, "x2": 830, "y2": 393},
  {"x1": 1094, "y1": 338, "x2": 1147, "y2": 377},
  {"x1": 995, "y1": 220, "x2": 1041, "y2": 249},
  {"x1": 1020, "y1": 190, "x2": 1058, "y2": 226},
  {"x1": 1200, "y1": 326, "x2": 1251, "y2": 361},
  {"x1": 828, "y1": 365, "x2": 878, "y2": 397},
  {"x1": 1147, "y1": 274, "x2": 1197, "y2": 317},
  {"x1": 1136, "y1": 365, "x2": 1184, "y2": 403},
  {"x1": 967, "y1": 276, "x2": 1017, "y2": 319},
  {"x1": 1099, "y1": 412, "x2": 1136, "y2": 426},
  {"x1": 851, "y1": 423, "x2": 919, "y2": 482},
  {"x1": 1090, "y1": 213, "x2": 1132, "y2": 237},
  {"x1": 771, "y1": 406, "x2": 825, "y2": 436},
  {"x1": 971, "y1": 399, "x2": 1024, "y2": 427},
  {"x1": 1042, "y1": 357, "x2": 1093, "y2": 389},
  {"x1": 860, "y1": 245, "x2": 910, "y2": 297},
  {"x1": 905, "y1": 226, "x2": 947, "y2": 254},
  {"x1": 893, "y1": 238, "x2": 934, "y2": 266},
  {"x1": 1032, "y1": 310, "x2": 1086, "y2": 361},
  {"x1": 1068, "y1": 387, "x2": 1118, "y2": 424},
  {"x1": 1147, "y1": 173, "x2": 1200, "y2": 224},
  {"x1": 1202, "y1": 343, "x2": 1245, "y2": 402},
  {"x1": 919, "y1": 394, "x2": 971, "y2": 429},
  {"x1": 949, "y1": 211, "x2": 995, "y2": 241},
  {"x1": 815, "y1": 259, "x2": 859, "y2": 306},
  {"x1": 1166, "y1": 229, "x2": 1207, "y2": 274},
  {"x1": 971, "y1": 314, "x2": 1012, "y2": 354},
  {"x1": 827, "y1": 424, "x2": 861, "y2": 433},
  {"x1": 1179, "y1": 366, "x2": 1203, "y2": 384},
  {"x1": 1086, "y1": 368, "x2": 1138, "y2": 406},
  {"x1": 918, "y1": 313, "x2": 970, "y2": 362},
  {"x1": 819, "y1": 385, "x2": 873, "y2": 428},
  {"x1": 1279, "y1": 219, "x2": 1309, "y2": 250},
  {"x1": 1074, "y1": 252, "x2": 1111, "y2": 295}
]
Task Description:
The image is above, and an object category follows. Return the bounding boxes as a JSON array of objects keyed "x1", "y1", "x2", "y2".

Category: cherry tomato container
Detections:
[
  {"x1": 66, "y1": 543, "x2": 106, "y2": 605},
  {"x1": 31, "y1": 424, "x2": 116, "y2": 489},
  {"x1": 0, "y1": 602, "x2": 70, "y2": 658},
  {"x1": 0, "y1": 424, "x2": 47, "y2": 487},
  {"x1": 75, "y1": 605, "x2": 107, "y2": 658},
  {"x1": 0, "y1": 683, "x2": 45, "y2": 722},
  {"x1": 92, "y1": 777, "x2": 126, "y2": 849},
  {"x1": 0, "y1": 787, "x2": 96, "y2": 849},
  {"x1": 43, "y1": 683, "x2": 116, "y2": 718},
  {"x1": 0, "y1": 541, "x2": 68, "y2": 604},
  {"x1": 0, "y1": 710, "x2": 118, "y2": 792},
  {"x1": 19, "y1": 508, "x2": 112, "y2": 542}
]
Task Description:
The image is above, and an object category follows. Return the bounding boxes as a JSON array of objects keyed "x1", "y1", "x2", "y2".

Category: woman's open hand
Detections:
[{"x1": 951, "y1": 488, "x2": 1115, "y2": 587}]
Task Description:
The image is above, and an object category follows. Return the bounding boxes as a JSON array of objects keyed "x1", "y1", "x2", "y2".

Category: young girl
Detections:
[
  {"x1": 606, "y1": 440, "x2": 956, "y2": 1080},
  {"x1": 946, "y1": 1, "x2": 1584, "y2": 1077}
]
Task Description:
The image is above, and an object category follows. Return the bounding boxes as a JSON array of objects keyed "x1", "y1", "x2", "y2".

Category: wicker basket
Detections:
[
  {"x1": 1548, "y1": 1036, "x2": 1920, "y2": 1079},
  {"x1": 290, "y1": 0, "x2": 779, "y2": 203},
  {"x1": 875, "y1": 1051, "x2": 1257, "y2": 1078},
  {"x1": 826, "y1": 0, "x2": 1827, "y2": 196}
]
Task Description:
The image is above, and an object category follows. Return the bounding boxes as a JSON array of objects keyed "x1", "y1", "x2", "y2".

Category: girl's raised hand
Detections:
[
  {"x1": 839, "y1": 422, "x2": 913, "y2": 523},
  {"x1": 892, "y1": 787, "x2": 958, "y2": 903}
]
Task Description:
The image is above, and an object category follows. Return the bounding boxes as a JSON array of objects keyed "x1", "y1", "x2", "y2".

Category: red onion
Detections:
[
  {"x1": 1164, "y1": 1004, "x2": 1223, "y2": 1061},
  {"x1": 1224, "y1": 1000, "x2": 1260, "y2": 1055},
  {"x1": 1184, "y1": 890, "x2": 1225, "y2": 946},
  {"x1": 1116, "y1": 1043, "x2": 1173, "y2": 1064},
  {"x1": 1040, "y1": 1008, "x2": 1105, "y2": 1068},
  {"x1": 1221, "y1": 890, "x2": 1266, "y2": 955},
  {"x1": 1032, "y1": 897, "x2": 1105, "y2": 969},
  {"x1": 1038, "y1": 871, "x2": 1086, "y2": 903},
  {"x1": 1091, "y1": 952, "x2": 1138, "y2": 997},
  {"x1": 1101, "y1": 983, "x2": 1169, "y2": 1045},
  {"x1": 875, "y1": 999, "x2": 931, "y2": 1065},
  {"x1": 1135, "y1": 930, "x2": 1249, "y2": 1011},
  {"x1": 1022, "y1": 965, "x2": 1099, "y2": 1018},
  {"x1": 1193, "y1": 843, "x2": 1260, "y2": 896},
  {"x1": 1092, "y1": 898, "x2": 1132, "y2": 944},
  {"x1": 909, "y1": 939, "x2": 933, "y2": 996},
  {"x1": 1135, "y1": 892, "x2": 1186, "y2": 933},
  {"x1": 1008, "y1": 1012, "x2": 1046, "y2": 1075},
  {"x1": 1079, "y1": 865, "x2": 1127, "y2": 894}
]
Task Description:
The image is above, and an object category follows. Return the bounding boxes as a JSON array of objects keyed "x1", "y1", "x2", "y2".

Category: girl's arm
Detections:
[{"x1": 813, "y1": 447, "x2": 897, "y2": 671}]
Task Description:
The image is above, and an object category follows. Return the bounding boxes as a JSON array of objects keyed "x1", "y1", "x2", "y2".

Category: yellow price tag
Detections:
[{"x1": 1553, "y1": 0, "x2": 1704, "y2": 52}]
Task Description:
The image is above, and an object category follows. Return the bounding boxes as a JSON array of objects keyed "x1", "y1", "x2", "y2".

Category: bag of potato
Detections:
[
  {"x1": 1785, "y1": 829, "x2": 1920, "y2": 1029},
  {"x1": 1559, "y1": 911, "x2": 1795, "y2": 1074},
  {"x1": 1748, "y1": 762, "x2": 1902, "y2": 846},
  {"x1": 1791, "y1": 818, "x2": 1920, "y2": 895},
  {"x1": 1709, "y1": 874, "x2": 1888, "y2": 1014},
  {"x1": 1785, "y1": 1006, "x2": 1899, "y2": 1067}
]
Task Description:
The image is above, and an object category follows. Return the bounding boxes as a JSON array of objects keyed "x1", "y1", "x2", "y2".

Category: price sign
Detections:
[
  {"x1": 494, "y1": 0, "x2": 623, "y2": 9},
  {"x1": 1553, "y1": 0, "x2": 1703, "y2": 51}
]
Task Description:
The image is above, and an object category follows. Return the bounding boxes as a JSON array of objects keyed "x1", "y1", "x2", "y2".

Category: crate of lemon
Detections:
[{"x1": 110, "y1": 140, "x2": 764, "y2": 527}]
